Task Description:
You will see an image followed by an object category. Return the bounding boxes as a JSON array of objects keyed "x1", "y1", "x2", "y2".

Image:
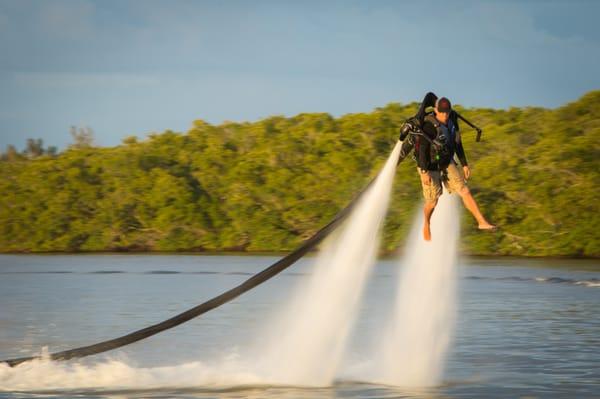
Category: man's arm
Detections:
[
  {"x1": 454, "y1": 130, "x2": 471, "y2": 179},
  {"x1": 455, "y1": 131, "x2": 468, "y2": 166},
  {"x1": 451, "y1": 114, "x2": 469, "y2": 167}
]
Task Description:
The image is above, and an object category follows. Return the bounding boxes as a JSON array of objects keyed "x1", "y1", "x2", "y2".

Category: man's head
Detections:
[{"x1": 434, "y1": 97, "x2": 451, "y2": 124}]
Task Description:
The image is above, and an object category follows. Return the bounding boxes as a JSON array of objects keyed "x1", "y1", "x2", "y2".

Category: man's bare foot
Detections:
[
  {"x1": 423, "y1": 223, "x2": 431, "y2": 241},
  {"x1": 478, "y1": 223, "x2": 497, "y2": 231}
]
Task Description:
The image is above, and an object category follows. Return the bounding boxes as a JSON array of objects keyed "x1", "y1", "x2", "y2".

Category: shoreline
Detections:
[{"x1": 0, "y1": 250, "x2": 598, "y2": 261}]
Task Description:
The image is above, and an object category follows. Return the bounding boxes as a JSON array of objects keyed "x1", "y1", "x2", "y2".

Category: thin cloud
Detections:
[
  {"x1": 35, "y1": 0, "x2": 96, "y2": 39},
  {"x1": 13, "y1": 72, "x2": 161, "y2": 89}
]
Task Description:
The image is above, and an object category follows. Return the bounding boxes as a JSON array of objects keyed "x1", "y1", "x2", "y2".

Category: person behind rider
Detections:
[{"x1": 417, "y1": 96, "x2": 496, "y2": 241}]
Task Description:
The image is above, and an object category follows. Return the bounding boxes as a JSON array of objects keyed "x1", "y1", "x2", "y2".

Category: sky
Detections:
[{"x1": 0, "y1": 0, "x2": 599, "y2": 150}]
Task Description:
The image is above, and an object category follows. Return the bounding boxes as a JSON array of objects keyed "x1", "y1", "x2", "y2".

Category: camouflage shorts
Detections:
[{"x1": 418, "y1": 162, "x2": 467, "y2": 202}]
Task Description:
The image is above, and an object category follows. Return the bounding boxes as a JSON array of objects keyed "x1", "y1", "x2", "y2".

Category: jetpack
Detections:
[{"x1": 396, "y1": 92, "x2": 483, "y2": 164}]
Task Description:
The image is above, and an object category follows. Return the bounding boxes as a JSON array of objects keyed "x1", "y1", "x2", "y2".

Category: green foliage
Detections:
[{"x1": 1, "y1": 91, "x2": 599, "y2": 257}]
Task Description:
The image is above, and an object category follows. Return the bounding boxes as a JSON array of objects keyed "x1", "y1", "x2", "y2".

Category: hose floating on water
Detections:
[{"x1": 1, "y1": 143, "x2": 407, "y2": 367}]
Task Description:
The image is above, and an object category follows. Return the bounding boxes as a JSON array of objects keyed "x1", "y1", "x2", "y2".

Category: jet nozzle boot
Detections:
[{"x1": 398, "y1": 134, "x2": 416, "y2": 165}]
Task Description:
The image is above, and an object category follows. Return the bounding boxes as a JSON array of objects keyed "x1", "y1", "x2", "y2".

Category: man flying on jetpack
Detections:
[{"x1": 397, "y1": 92, "x2": 496, "y2": 241}]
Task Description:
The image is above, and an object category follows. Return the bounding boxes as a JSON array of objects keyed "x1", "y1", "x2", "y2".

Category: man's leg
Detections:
[
  {"x1": 423, "y1": 199, "x2": 438, "y2": 241},
  {"x1": 445, "y1": 163, "x2": 495, "y2": 229},
  {"x1": 457, "y1": 187, "x2": 495, "y2": 229},
  {"x1": 418, "y1": 169, "x2": 442, "y2": 241}
]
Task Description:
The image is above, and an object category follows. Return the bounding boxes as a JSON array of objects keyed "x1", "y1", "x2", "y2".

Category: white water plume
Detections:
[
  {"x1": 253, "y1": 142, "x2": 402, "y2": 386},
  {"x1": 373, "y1": 193, "x2": 460, "y2": 387}
]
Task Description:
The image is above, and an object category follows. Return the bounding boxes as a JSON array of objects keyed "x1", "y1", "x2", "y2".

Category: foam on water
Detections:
[
  {"x1": 0, "y1": 354, "x2": 263, "y2": 391},
  {"x1": 372, "y1": 193, "x2": 460, "y2": 387}
]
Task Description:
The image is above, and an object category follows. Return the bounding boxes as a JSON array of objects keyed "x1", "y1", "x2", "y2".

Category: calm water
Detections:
[{"x1": 0, "y1": 254, "x2": 598, "y2": 398}]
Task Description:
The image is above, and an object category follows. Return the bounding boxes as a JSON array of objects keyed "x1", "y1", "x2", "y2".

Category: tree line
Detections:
[{"x1": 1, "y1": 91, "x2": 598, "y2": 257}]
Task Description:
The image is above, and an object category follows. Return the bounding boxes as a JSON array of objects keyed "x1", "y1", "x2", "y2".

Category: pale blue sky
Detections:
[{"x1": 0, "y1": 0, "x2": 599, "y2": 150}]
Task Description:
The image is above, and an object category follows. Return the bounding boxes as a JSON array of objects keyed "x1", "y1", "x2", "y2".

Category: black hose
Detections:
[{"x1": 2, "y1": 147, "x2": 407, "y2": 367}]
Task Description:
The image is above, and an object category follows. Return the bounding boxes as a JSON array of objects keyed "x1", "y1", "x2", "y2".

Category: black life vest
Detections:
[{"x1": 418, "y1": 113, "x2": 457, "y2": 170}]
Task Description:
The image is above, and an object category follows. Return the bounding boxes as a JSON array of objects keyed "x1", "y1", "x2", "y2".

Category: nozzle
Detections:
[{"x1": 399, "y1": 122, "x2": 413, "y2": 141}]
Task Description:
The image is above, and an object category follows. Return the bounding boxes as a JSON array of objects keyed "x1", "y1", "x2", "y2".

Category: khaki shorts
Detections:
[{"x1": 418, "y1": 162, "x2": 467, "y2": 203}]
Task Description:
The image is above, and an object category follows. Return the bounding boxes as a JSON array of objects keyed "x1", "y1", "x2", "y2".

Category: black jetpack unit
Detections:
[{"x1": 397, "y1": 92, "x2": 483, "y2": 164}]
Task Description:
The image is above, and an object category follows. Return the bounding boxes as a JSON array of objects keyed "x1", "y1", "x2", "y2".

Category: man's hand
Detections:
[
  {"x1": 420, "y1": 171, "x2": 432, "y2": 186},
  {"x1": 463, "y1": 165, "x2": 471, "y2": 180}
]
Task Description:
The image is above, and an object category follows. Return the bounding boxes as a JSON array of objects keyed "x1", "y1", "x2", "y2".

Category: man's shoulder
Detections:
[{"x1": 423, "y1": 113, "x2": 439, "y2": 125}]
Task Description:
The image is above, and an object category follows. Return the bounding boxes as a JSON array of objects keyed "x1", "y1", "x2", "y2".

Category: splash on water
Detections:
[{"x1": 0, "y1": 353, "x2": 262, "y2": 391}]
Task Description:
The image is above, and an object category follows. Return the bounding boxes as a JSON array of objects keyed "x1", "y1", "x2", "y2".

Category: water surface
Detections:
[{"x1": 0, "y1": 254, "x2": 598, "y2": 398}]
